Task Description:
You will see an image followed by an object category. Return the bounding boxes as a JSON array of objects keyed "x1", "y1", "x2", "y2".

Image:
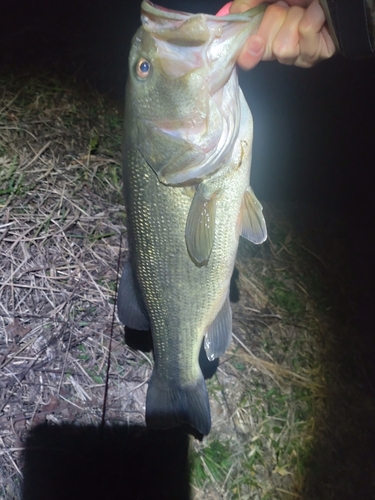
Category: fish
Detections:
[{"x1": 118, "y1": 0, "x2": 267, "y2": 436}]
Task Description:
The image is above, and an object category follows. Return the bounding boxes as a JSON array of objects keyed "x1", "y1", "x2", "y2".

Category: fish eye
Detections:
[{"x1": 136, "y1": 58, "x2": 151, "y2": 79}]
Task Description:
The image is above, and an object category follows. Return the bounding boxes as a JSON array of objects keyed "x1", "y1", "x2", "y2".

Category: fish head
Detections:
[{"x1": 125, "y1": 1, "x2": 265, "y2": 185}]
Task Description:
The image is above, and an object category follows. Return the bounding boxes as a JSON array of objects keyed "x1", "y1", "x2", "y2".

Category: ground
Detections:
[{"x1": 1, "y1": 69, "x2": 375, "y2": 500}]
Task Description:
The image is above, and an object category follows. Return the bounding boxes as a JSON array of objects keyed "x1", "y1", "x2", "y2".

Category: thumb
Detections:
[{"x1": 237, "y1": 35, "x2": 265, "y2": 69}]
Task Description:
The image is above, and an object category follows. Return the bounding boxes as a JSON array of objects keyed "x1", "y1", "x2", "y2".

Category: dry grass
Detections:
[
  {"x1": 0, "y1": 70, "x2": 150, "y2": 498},
  {"x1": 190, "y1": 225, "x2": 327, "y2": 500},
  {"x1": 1, "y1": 69, "x2": 373, "y2": 500}
]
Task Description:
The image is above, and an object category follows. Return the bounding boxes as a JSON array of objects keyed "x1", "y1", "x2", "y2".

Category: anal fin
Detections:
[
  {"x1": 117, "y1": 261, "x2": 149, "y2": 330},
  {"x1": 204, "y1": 296, "x2": 232, "y2": 361},
  {"x1": 240, "y1": 186, "x2": 267, "y2": 244}
]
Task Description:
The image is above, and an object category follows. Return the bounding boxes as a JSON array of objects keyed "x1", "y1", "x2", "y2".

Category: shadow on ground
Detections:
[{"x1": 22, "y1": 423, "x2": 191, "y2": 500}]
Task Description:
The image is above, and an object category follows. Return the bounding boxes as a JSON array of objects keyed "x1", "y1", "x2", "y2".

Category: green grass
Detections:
[
  {"x1": 262, "y1": 275, "x2": 305, "y2": 317},
  {"x1": 190, "y1": 379, "x2": 317, "y2": 499},
  {"x1": 0, "y1": 157, "x2": 23, "y2": 203},
  {"x1": 191, "y1": 439, "x2": 233, "y2": 487}
]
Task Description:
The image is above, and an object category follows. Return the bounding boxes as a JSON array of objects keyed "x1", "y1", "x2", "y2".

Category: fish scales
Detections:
[
  {"x1": 124, "y1": 132, "x2": 248, "y2": 372},
  {"x1": 118, "y1": 0, "x2": 267, "y2": 435}
]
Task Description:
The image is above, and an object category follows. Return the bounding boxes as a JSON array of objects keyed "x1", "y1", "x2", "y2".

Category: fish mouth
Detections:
[
  {"x1": 142, "y1": 1, "x2": 195, "y2": 18},
  {"x1": 141, "y1": 0, "x2": 265, "y2": 82},
  {"x1": 142, "y1": 0, "x2": 265, "y2": 23},
  {"x1": 136, "y1": 0, "x2": 265, "y2": 185}
]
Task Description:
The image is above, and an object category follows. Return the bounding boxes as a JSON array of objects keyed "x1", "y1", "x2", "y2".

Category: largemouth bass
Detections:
[{"x1": 118, "y1": 0, "x2": 267, "y2": 436}]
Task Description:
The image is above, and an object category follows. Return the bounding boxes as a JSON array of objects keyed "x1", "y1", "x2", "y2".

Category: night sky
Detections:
[{"x1": 2, "y1": 0, "x2": 375, "y2": 366}]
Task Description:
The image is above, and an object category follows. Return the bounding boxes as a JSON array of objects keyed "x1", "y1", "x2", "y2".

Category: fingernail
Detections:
[
  {"x1": 248, "y1": 38, "x2": 263, "y2": 56},
  {"x1": 216, "y1": 2, "x2": 233, "y2": 16}
]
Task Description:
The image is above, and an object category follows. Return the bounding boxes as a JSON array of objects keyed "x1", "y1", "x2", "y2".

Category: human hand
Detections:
[{"x1": 225, "y1": 0, "x2": 336, "y2": 69}]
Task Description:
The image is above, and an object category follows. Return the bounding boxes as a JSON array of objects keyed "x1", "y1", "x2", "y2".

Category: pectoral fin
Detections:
[
  {"x1": 185, "y1": 188, "x2": 216, "y2": 266},
  {"x1": 240, "y1": 186, "x2": 267, "y2": 244},
  {"x1": 204, "y1": 296, "x2": 232, "y2": 361},
  {"x1": 117, "y1": 261, "x2": 149, "y2": 330}
]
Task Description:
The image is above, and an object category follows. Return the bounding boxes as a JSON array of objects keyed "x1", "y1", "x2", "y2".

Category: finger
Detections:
[
  {"x1": 230, "y1": 0, "x2": 262, "y2": 14},
  {"x1": 233, "y1": 1, "x2": 285, "y2": 69},
  {"x1": 238, "y1": 4, "x2": 291, "y2": 68},
  {"x1": 255, "y1": 3, "x2": 288, "y2": 61},
  {"x1": 236, "y1": 35, "x2": 266, "y2": 70},
  {"x1": 297, "y1": 0, "x2": 336, "y2": 65},
  {"x1": 230, "y1": 0, "x2": 310, "y2": 12},
  {"x1": 277, "y1": 0, "x2": 311, "y2": 7},
  {"x1": 271, "y1": 6, "x2": 305, "y2": 64}
]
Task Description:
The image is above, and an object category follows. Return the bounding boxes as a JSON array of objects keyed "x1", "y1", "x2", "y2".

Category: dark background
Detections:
[{"x1": 1, "y1": 0, "x2": 374, "y2": 213}]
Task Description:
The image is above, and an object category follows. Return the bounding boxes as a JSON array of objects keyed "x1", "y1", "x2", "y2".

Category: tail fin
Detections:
[{"x1": 146, "y1": 373, "x2": 211, "y2": 436}]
